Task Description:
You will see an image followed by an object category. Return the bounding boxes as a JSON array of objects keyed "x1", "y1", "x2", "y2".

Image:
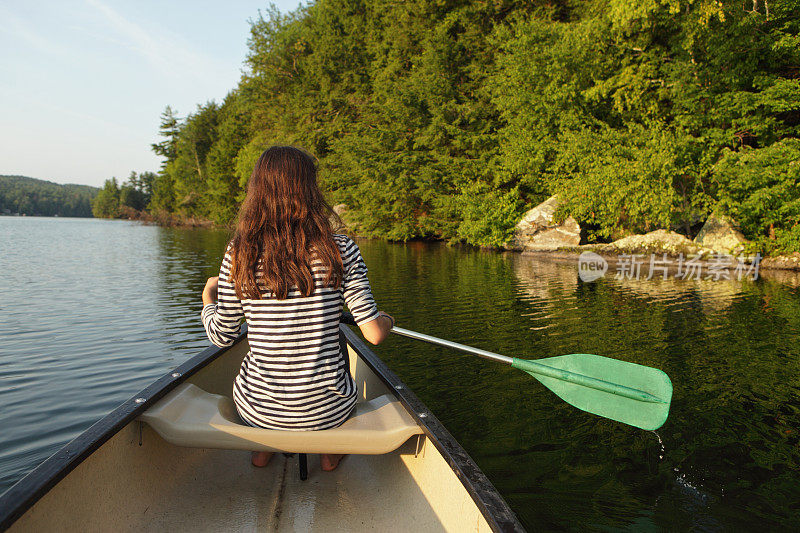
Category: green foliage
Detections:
[
  {"x1": 0, "y1": 175, "x2": 98, "y2": 217},
  {"x1": 554, "y1": 125, "x2": 711, "y2": 238},
  {"x1": 453, "y1": 183, "x2": 525, "y2": 248},
  {"x1": 714, "y1": 138, "x2": 800, "y2": 254},
  {"x1": 91, "y1": 172, "x2": 154, "y2": 219},
  {"x1": 205, "y1": 94, "x2": 249, "y2": 224},
  {"x1": 92, "y1": 177, "x2": 120, "y2": 218},
  {"x1": 488, "y1": 0, "x2": 800, "y2": 244},
  {"x1": 151, "y1": 106, "x2": 180, "y2": 163},
  {"x1": 139, "y1": 0, "x2": 800, "y2": 253},
  {"x1": 149, "y1": 106, "x2": 181, "y2": 213},
  {"x1": 167, "y1": 102, "x2": 220, "y2": 215},
  {"x1": 119, "y1": 171, "x2": 153, "y2": 211}
]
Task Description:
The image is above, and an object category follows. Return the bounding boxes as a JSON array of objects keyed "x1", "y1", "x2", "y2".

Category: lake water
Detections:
[{"x1": 1, "y1": 217, "x2": 799, "y2": 530}]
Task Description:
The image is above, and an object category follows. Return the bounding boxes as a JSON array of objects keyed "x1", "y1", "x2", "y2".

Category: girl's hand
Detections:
[
  {"x1": 203, "y1": 276, "x2": 219, "y2": 306},
  {"x1": 360, "y1": 311, "x2": 394, "y2": 345},
  {"x1": 378, "y1": 311, "x2": 395, "y2": 329}
]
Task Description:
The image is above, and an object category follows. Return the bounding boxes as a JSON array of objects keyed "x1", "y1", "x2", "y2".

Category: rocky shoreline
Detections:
[
  {"x1": 335, "y1": 195, "x2": 800, "y2": 275},
  {"x1": 333, "y1": 198, "x2": 800, "y2": 281},
  {"x1": 503, "y1": 196, "x2": 800, "y2": 273}
]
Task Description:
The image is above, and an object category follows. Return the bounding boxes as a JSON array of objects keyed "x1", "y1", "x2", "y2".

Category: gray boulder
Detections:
[
  {"x1": 610, "y1": 229, "x2": 704, "y2": 255},
  {"x1": 694, "y1": 213, "x2": 748, "y2": 255},
  {"x1": 509, "y1": 196, "x2": 581, "y2": 251}
]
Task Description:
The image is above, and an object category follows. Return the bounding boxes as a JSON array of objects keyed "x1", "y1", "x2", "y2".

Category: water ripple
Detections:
[
  {"x1": 0, "y1": 217, "x2": 227, "y2": 496},
  {"x1": 2, "y1": 220, "x2": 800, "y2": 531}
]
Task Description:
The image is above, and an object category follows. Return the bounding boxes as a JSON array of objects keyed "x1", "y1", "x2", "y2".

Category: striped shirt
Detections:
[{"x1": 201, "y1": 234, "x2": 380, "y2": 431}]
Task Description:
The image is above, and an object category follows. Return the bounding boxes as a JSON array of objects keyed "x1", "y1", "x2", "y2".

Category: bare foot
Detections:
[
  {"x1": 251, "y1": 451, "x2": 273, "y2": 467},
  {"x1": 320, "y1": 454, "x2": 345, "y2": 471}
]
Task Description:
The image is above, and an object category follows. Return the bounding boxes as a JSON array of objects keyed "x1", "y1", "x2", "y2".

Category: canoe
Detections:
[{"x1": 0, "y1": 323, "x2": 524, "y2": 532}]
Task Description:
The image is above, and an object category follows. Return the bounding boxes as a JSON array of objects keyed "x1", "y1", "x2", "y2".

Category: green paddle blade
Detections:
[{"x1": 512, "y1": 354, "x2": 672, "y2": 430}]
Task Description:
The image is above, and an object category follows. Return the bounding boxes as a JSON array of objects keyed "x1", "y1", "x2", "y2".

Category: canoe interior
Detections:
[{"x1": 7, "y1": 331, "x2": 508, "y2": 532}]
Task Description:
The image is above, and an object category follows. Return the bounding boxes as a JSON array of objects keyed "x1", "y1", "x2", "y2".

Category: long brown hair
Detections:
[{"x1": 229, "y1": 146, "x2": 342, "y2": 300}]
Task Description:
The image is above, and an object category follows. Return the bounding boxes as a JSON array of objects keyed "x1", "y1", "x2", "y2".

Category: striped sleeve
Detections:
[
  {"x1": 339, "y1": 236, "x2": 380, "y2": 325},
  {"x1": 201, "y1": 249, "x2": 244, "y2": 347}
]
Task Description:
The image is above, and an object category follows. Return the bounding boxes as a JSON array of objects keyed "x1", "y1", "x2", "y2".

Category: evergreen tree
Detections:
[
  {"x1": 92, "y1": 178, "x2": 120, "y2": 218},
  {"x1": 151, "y1": 106, "x2": 180, "y2": 164},
  {"x1": 150, "y1": 107, "x2": 181, "y2": 212}
]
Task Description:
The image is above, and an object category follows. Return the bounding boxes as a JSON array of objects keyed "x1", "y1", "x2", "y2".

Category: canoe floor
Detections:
[{"x1": 9, "y1": 339, "x2": 494, "y2": 532}]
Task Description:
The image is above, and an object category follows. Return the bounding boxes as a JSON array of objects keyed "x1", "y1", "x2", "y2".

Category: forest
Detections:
[
  {"x1": 0, "y1": 175, "x2": 98, "y2": 217},
  {"x1": 100, "y1": 0, "x2": 800, "y2": 254},
  {"x1": 91, "y1": 172, "x2": 156, "y2": 219}
]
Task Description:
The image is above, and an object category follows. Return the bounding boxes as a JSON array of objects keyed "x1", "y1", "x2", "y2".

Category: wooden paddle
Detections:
[{"x1": 341, "y1": 312, "x2": 672, "y2": 430}]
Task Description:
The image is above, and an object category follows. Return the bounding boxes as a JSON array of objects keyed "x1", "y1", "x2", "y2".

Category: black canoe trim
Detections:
[
  {"x1": 340, "y1": 325, "x2": 525, "y2": 533},
  {"x1": 0, "y1": 325, "x2": 524, "y2": 532}
]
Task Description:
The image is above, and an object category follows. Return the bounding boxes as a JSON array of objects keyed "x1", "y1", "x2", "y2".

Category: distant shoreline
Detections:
[
  {"x1": 0, "y1": 213, "x2": 94, "y2": 218},
  {"x1": 9, "y1": 214, "x2": 799, "y2": 279}
]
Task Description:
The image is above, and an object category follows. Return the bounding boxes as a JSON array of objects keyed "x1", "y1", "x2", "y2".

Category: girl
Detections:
[{"x1": 201, "y1": 146, "x2": 394, "y2": 471}]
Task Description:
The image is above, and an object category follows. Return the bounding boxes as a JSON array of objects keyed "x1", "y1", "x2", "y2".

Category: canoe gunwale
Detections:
[
  {"x1": 340, "y1": 325, "x2": 524, "y2": 533},
  {"x1": 0, "y1": 325, "x2": 524, "y2": 532}
]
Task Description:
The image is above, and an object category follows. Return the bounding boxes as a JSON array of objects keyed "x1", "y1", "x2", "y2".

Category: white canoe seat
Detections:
[{"x1": 138, "y1": 383, "x2": 423, "y2": 455}]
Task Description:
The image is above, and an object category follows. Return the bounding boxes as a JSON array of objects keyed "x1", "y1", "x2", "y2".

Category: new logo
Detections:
[{"x1": 578, "y1": 252, "x2": 608, "y2": 282}]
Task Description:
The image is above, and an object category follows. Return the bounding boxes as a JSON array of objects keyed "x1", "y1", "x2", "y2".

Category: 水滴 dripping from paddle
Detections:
[{"x1": 341, "y1": 312, "x2": 672, "y2": 431}]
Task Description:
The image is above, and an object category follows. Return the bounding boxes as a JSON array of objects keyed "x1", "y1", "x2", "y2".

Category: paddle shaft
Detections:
[
  {"x1": 343, "y1": 312, "x2": 663, "y2": 404},
  {"x1": 390, "y1": 326, "x2": 512, "y2": 364},
  {"x1": 341, "y1": 311, "x2": 510, "y2": 362}
]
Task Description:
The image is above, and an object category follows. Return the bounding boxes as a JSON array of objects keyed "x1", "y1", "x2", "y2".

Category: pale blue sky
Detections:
[{"x1": 1, "y1": 1, "x2": 302, "y2": 187}]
